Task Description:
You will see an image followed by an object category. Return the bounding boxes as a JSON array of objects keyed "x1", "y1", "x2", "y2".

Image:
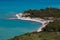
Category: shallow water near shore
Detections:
[{"x1": 0, "y1": 19, "x2": 42, "y2": 40}]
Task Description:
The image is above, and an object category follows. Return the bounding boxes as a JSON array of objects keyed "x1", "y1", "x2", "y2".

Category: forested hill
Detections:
[{"x1": 23, "y1": 8, "x2": 60, "y2": 18}]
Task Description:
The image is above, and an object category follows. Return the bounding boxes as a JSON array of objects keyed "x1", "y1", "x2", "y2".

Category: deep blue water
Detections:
[
  {"x1": 0, "y1": 19, "x2": 42, "y2": 40},
  {"x1": 0, "y1": 1, "x2": 42, "y2": 40}
]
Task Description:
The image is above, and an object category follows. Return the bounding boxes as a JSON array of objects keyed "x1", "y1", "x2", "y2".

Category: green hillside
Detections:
[
  {"x1": 23, "y1": 7, "x2": 60, "y2": 18},
  {"x1": 9, "y1": 32, "x2": 60, "y2": 40}
]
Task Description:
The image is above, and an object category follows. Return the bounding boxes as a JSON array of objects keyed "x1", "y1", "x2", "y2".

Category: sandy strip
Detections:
[
  {"x1": 15, "y1": 14, "x2": 50, "y2": 32},
  {"x1": 8, "y1": 14, "x2": 50, "y2": 32}
]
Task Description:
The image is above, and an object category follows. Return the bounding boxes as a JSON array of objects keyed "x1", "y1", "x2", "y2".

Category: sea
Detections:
[{"x1": 0, "y1": 0, "x2": 42, "y2": 40}]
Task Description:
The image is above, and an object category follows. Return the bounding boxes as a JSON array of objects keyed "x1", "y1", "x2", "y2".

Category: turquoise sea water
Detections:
[
  {"x1": 0, "y1": 19, "x2": 42, "y2": 40},
  {"x1": 0, "y1": 1, "x2": 42, "y2": 40}
]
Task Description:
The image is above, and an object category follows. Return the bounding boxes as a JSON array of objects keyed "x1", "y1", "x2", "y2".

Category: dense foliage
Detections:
[
  {"x1": 24, "y1": 8, "x2": 60, "y2": 18},
  {"x1": 42, "y1": 20, "x2": 60, "y2": 32},
  {"x1": 9, "y1": 32, "x2": 60, "y2": 40}
]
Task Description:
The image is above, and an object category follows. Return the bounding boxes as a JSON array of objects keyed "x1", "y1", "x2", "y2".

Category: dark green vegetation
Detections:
[
  {"x1": 24, "y1": 7, "x2": 60, "y2": 18},
  {"x1": 43, "y1": 20, "x2": 60, "y2": 32},
  {"x1": 9, "y1": 8, "x2": 60, "y2": 40},
  {"x1": 9, "y1": 32, "x2": 60, "y2": 40}
]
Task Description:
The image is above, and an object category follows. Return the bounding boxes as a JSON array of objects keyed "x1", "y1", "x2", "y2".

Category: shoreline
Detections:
[
  {"x1": 15, "y1": 14, "x2": 50, "y2": 32},
  {"x1": 8, "y1": 13, "x2": 50, "y2": 32}
]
